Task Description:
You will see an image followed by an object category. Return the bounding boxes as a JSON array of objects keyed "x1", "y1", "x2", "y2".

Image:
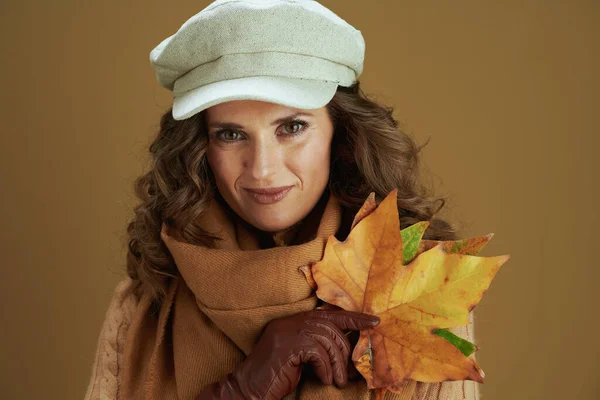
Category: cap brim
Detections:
[{"x1": 172, "y1": 76, "x2": 338, "y2": 120}]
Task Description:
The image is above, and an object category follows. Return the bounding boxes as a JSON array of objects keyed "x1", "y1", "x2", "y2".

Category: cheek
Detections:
[
  {"x1": 207, "y1": 146, "x2": 239, "y2": 187},
  {"x1": 287, "y1": 135, "x2": 332, "y2": 180}
]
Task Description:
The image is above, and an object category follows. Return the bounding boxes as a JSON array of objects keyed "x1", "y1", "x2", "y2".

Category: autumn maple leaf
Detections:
[{"x1": 302, "y1": 189, "x2": 510, "y2": 396}]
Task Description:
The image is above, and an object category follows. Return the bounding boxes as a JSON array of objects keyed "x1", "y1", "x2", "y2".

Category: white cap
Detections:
[{"x1": 149, "y1": 0, "x2": 365, "y2": 120}]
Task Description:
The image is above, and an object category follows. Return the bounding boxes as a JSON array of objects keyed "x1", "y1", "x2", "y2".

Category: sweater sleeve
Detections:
[
  {"x1": 83, "y1": 278, "x2": 140, "y2": 400},
  {"x1": 411, "y1": 311, "x2": 481, "y2": 400}
]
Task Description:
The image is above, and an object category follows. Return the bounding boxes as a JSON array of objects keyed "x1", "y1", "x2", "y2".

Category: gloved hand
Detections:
[{"x1": 195, "y1": 309, "x2": 380, "y2": 400}]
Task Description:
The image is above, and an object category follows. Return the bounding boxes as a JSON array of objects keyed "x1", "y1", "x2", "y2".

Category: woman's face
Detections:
[{"x1": 205, "y1": 100, "x2": 334, "y2": 233}]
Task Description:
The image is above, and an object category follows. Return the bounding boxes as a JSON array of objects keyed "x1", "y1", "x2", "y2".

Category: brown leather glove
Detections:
[{"x1": 195, "y1": 309, "x2": 380, "y2": 400}]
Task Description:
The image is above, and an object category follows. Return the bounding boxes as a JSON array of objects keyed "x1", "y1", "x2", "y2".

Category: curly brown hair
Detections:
[{"x1": 125, "y1": 81, "x2": 458, "y2": 303}]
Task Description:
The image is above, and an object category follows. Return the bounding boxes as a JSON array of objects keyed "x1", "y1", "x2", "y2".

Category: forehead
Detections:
[{"x1": 205, "y1": 100, "x2": 321, "y2": 123}]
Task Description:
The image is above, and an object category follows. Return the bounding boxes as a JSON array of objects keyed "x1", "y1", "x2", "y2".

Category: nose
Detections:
[{"x1": 245, "y1": 136, "x2": 283, "y2": 182}]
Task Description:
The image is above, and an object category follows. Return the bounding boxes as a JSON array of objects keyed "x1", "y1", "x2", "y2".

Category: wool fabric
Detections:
[{"x1": 149, "y1": 0, "x2": 366, "y2": 120}]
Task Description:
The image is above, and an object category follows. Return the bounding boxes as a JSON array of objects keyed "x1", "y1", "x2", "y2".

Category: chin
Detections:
[
  {"x1": 244, "y1": 206, "x2": 300, "y2": 232},
  {"x1": 251, "y1": 217, "x2": 294, "y2": 233}
]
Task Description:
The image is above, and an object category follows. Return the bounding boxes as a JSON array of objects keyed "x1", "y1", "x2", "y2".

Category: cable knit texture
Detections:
[
  {"x1": 84, "y1": 191, "x2": 481, "y2": 400},
  {"x1": 84, "y1": 278, "x2": 138, "y2": 400}
]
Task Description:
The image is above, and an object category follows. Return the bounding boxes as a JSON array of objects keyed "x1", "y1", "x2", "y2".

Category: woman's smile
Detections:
[{"x1": 244, "y1": 185, "x2": 294, "y2": 205}]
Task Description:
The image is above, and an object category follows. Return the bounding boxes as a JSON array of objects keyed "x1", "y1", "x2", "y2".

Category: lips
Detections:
[
  {"x1": 244, "y1": 185, "x2": 294, "y2": 195},
  {"x1": 244, "y1": 185, "x2": 294, "y2": 205}
]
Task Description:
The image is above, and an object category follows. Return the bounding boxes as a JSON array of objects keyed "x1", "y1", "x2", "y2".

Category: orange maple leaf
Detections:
[{"x1": 303, "y1": 189, "x2": 510, "y2": 396}]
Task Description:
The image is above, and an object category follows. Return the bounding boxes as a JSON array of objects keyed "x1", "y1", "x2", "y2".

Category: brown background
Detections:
[{"x1": 1, "y1": 1, "x2": 598, "y2": 399}]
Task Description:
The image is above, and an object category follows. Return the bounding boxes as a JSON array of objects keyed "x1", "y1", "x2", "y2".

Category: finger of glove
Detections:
[
  {"x1": 308, "y1": 309, "x2": 380, "y2": 331},
  {"x1": 304, "y1": 319, "x2": 351, "y2": 364},
  {"x1": 303, "y1": 322, "x2": 348, "y2": 388},
  {"x1": 295, "y1": 332, "x2": 334, "y2": 386}
]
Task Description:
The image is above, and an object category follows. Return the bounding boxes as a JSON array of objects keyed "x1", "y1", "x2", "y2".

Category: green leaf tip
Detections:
[{"x1": 433, "y1": 328, "x2": 477, "y2": 357}]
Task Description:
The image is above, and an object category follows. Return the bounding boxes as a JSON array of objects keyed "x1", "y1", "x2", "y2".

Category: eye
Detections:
[
  {"x1": 214, "y1": 130, "x2": 243, "y2": 141},
  {"x1": 281, "y1": 120, "x2": 309, "y2": 136},
  {"x1": 285, "y1": 122, "x2": 302, "y2": 133}
]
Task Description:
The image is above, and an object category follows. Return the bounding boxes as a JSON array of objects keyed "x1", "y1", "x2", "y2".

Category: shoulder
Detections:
[
  {"x1": 98, "y1": 277, "x2": 141, "y2": 331},
  {"x1": 110, "y1": 278, "x2": 140, "y2": 312},
  {"x1": 84, "y1": 277, "x2": 141, "y2": 400}
]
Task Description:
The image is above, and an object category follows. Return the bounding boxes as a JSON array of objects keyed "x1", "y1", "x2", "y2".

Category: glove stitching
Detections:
[
  {"x1": 261, "y1": 345, "x2": 331, "y2": 399},
  {"x1": 302, "y1": 331, "x2": 347, "y2": 387},
  {"x1": 304, "y1": 320, "x2": 351, "y2": 358}
]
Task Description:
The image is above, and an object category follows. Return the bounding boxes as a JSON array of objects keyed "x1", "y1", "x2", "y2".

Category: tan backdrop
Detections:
[{"x1": 1, "y1": 1, "x2": 598, "y2": 399}]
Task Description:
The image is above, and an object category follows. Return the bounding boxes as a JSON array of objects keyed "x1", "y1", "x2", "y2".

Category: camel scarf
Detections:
[{"x1": 121, "y1": 190, "x2": 476, "y2": 400}]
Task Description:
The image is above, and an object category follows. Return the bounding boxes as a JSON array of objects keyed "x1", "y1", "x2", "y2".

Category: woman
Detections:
[{"x1": 85, "y1": 1, "x2": 479, "y2": 399}]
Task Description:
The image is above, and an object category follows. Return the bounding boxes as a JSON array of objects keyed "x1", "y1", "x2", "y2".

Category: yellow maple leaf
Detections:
[{"x1": 306, "y1": 188, "x2": 510, "y2": 395}]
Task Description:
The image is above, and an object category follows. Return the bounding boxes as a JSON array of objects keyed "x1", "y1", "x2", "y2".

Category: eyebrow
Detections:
[{"x1": 207, "y1": 112, "x2": 314, "y2": 130}]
